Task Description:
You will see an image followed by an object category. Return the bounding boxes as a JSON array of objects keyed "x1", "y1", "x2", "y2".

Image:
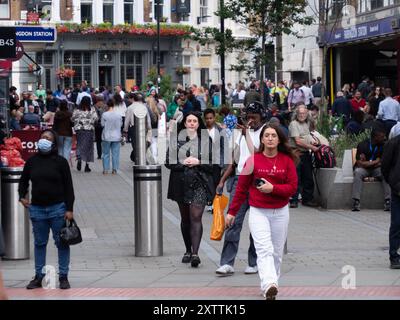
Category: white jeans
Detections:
[{"x1": 248, "y1": 205, "x2": 289, "y2": 292}]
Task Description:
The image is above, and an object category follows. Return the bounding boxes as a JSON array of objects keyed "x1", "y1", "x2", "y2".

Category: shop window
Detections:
[
  {"x1": 120, "y1": 51, "x2": 143, "y2": 87},
  {"x1": 44, "y1": 52, "x2": 53, "y2": 64},
  {"x1": 0, "y1": 0, "x2": 10, "y2": 19},
  {"x1": 64, "y1": 51, "x2": 92, "y2": 87},
  {"x1": 124, "y1": 0, "x2": 134, "y2": 24}
]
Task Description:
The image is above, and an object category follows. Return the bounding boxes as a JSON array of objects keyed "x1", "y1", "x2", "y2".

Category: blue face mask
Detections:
[{"x1": 38, "y1": 139, "x2": 53, "y2": 153}]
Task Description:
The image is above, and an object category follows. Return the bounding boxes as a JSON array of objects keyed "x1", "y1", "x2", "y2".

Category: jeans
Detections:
[
  {"x1": 292, "y1": 152, "x2": 314, "y2": 203},
  {"x1": 389, "y1": 192, "x2": 400, "y2": 262},
  {"x1": 57, "y1": 136, "x2": 72, "y2": 161},
  {"x1": 220, "y1": 175, "x2": 257, "y2": 267},
  {"x1": 102, "y1": 141, "x2": 121, "y2": 171},
  {"x1": 29, "y1": 202, "x2": 70, "y2": 277},
  {"x1": 249, "y1": 205, "x2": 289, "y2": 291}
]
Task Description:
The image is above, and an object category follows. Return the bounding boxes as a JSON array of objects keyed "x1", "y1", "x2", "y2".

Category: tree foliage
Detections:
[{"x1": 190, "y1": 0, "x2": 313, "y2": 103}]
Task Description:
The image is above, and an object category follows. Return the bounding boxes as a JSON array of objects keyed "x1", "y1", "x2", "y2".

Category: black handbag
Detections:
[{"x1": 60, "y1": 219, "x2": 82, "y2": 246}]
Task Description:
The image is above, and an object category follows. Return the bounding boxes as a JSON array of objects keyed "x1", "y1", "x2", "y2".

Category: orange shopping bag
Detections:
[{"x1": 210, "y1": 194, "x2": 229, "y2": 241}]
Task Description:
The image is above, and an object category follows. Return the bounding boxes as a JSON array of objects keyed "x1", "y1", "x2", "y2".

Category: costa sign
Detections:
[{"x1": 11, "y1": 130, "x2": 42, "y2": 161}]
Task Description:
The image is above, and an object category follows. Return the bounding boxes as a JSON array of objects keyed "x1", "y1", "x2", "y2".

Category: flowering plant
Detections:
[
  {"x1": 175, "y1": 66, "x2": 190, "y2": 75},
  {"x1": 56, "y1": 23, "x2": 192, "y2": 37},
  {"x1": 56, "y1": 66, "x2": 76, "y2": 79}
]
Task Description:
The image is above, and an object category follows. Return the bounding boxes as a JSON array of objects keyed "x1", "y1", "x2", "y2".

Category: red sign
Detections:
[
  {"x1": 0, "y1": 59, "x2": 12, "y2": 78},
  {"x1": 11, "y1": 130, "x2": 42, "y2": 161},
  {"x1": 26, "y1": 12, "x2": 40, "y2": 24},
  {"x1": 9, "y1": 41, "x2": 24, "y2": 62}
]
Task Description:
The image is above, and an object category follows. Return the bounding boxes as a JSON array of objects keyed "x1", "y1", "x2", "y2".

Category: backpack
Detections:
[{"x1": 313, "y1": 145, "x2": 336, "y2": 168}]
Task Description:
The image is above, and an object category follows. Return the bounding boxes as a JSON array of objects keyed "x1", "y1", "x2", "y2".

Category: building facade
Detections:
[
  {"x1": 321, "y1": 0, "x2": 400, "y2": 98},
  {"x1": 0, "y1": 0, "x2": 250, "y2": 94},
  {"x1": 280, "y1": 0, "x2": 400, "y2": 98}
]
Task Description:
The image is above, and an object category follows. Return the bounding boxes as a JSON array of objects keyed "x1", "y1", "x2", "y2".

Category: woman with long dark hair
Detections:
[
  {"x1": 54, "y1": 99, "x2": 73, "y2": 161},
  {"x1": 225, "y1": 124, "x2": 298, "y2": 300},
  {"x1": 166, "y1": 112, "x2": 216, "y2": 267},
  {"x1": 18, "y1": 129, "x2": 75, "y2": 290},
  {"x1": 72, "y1": 96, "x2": 98, "y2": 172}
]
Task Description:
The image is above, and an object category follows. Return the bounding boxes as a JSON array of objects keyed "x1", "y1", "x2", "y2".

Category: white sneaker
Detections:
[
  {"x1": 216, "y1": 264, "x2": 235, "y2": 275},
  {"x1": 244, "y1": 265, "x2": 258, "y2": 274}
]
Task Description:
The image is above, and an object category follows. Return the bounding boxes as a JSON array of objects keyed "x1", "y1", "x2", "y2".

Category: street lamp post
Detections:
[
  {"x1": 220, "y1": 0, "x2": 226, "y2": 106},
  {"x1": 156, "y1": 0, "x2": 161, "y2": 92}
]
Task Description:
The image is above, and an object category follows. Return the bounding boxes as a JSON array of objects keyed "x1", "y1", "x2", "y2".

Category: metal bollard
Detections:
[
  {"x1": 1, "y1": 167, "x2": 30, "y2": 260},
  {"x1": 132, "y1": 103, "x2": 163, "y2": 256},
  {"x1": 133, "y1": 165, "x2": 163, "y2": 256}
]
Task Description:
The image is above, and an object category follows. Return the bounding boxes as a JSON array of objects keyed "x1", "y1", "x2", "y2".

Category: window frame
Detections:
[
  {"x1": 200, "y1": 0, "x2": 208, "y2": 23},
  {"x1": 103, "y1": 1, "x2": 114, "y2": 24},
  {"x1": 124, "y1": 0, "x2": 134, "y2": 24},
  {"x1": 0, "y1": 0, "x2": 11, "y2": 20},
  {"x1": 81, "y1": 2, "x2": 93, "y2": 23}
]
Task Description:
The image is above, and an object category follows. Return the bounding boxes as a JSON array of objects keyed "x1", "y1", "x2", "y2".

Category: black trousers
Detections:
[
  {"x1": 390, "y1": 192, "x2": 400, "y2": 262},
  {"x1": 95, "y1": 126, "x2": 103, "y2": 159},
  {"x1": 291, "y1": 152, "x2": 314, "y2": 203}
]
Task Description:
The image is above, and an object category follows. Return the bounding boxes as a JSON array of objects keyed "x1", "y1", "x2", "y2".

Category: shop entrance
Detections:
[
  {"x1": 339, "y1": 37, "x2": 399, "y2": 94},
  {"x1": 99, "y1": 66, "x2": 113, "y2": 88}
]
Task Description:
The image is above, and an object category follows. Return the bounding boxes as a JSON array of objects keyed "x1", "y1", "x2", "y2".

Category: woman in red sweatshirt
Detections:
[{"x1": 225, "y1": 124, "x2": 298, "y2": 300}]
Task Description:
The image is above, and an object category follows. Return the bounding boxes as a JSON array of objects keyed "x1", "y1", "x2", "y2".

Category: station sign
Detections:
[{"x1": 16, "y1": 26, "x2": 57, "y2": 43}]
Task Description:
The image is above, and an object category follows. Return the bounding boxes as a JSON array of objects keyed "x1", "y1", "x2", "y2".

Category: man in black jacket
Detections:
[{"x1": 382, "y1": 135, "x2": 400, "y2": 269}]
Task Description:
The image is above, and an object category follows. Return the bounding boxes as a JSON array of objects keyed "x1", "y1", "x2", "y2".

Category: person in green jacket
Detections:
[{"x1": 167, "y1": 94, "x2": 180, "y2": 121}]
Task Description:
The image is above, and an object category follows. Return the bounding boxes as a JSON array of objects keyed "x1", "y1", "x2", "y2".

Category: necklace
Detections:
[{"x1": 264, "y1": 153, "x2": 278, "y2": 172}]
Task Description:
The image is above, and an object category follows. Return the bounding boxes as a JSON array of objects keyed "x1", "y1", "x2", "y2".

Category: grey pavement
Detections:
[{"x1": 1, "y1": 145, "x2": 400, "y2": 299}]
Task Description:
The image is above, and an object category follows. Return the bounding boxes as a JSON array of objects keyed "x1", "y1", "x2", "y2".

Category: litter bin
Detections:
[
  {"x1": 133, "y1": 165, "x2": 163, "y2": 257},
  {"x1": 1, "y1": 167, "x2": 30, "y2": 260}
]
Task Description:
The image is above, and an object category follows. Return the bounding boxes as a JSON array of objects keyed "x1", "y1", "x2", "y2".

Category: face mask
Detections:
[{"x1": 38, "y1": 139, "x2": 53, "y2": 153}]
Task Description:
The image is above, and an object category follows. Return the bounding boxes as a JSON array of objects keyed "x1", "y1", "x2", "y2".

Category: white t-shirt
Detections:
[
  {"x1": 301, "y1": 85, "x2": 314, "y2": 105},
  {"x1": 208, "y1": 127, "x2": 216, "y2": 142},
  {"x1": 235, "y1": 125, "x2": 264, "y2": 174}
]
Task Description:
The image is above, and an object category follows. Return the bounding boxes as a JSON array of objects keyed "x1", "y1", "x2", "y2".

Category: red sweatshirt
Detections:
[
  {"x1": 350, "y1": 98, "x2": 366, "y2": 113},
  {"x1": 228, "y1": 152, "x2": 298, "y2": 216}
]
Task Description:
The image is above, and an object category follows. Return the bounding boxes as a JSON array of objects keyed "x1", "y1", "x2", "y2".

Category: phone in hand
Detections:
[{"x1": 254, "y1": 178, "x2": 265, "y2": 188}]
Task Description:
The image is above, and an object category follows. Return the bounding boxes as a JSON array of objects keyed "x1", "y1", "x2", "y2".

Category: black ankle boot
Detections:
[
  {"x1": 84, "y1": 163, "x2": 91, "y2": 172},
  {"x1": 59, "y1": 276, "x2": 71, "y2": 290},
  {"x1": 77, "y1": 160, "x2": 82, "y2": 171},
  {"x1": 191, "y1": 255, "x2": 201, "y2": 268},
  {"x1": 26, "y1": 275, "x2": 43, "y2": 290}
]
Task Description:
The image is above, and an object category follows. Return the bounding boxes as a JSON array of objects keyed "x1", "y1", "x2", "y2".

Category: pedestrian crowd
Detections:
[{"x1": 2, "y1": 74, "x2": 400, "y2": 301}]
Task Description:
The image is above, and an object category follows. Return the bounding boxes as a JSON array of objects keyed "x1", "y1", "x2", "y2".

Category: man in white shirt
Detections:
[
  {"x1": 301, "y1": 80, "x2": 314, "y2": 109},
  {"x1": 123, "y1": 92, "x2": 152, "y2": 159},
  {"x1": 215, "y1": 101, "x2": 266, "y2": 276},
  {"x1": 377, "y1": 88, "x2": 400, "y2": 136},
  {"x1": 115, "y1": 85, "x2": 125, "y2": 100}
]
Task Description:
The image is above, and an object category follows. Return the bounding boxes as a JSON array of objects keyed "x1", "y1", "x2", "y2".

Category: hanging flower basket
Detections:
[
  {"x1": 56, "y1": 67, "x2": 76, "y2": 79},
  {"x1": 175, "y1": 66, "x2": 190, "y2": 76}
]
